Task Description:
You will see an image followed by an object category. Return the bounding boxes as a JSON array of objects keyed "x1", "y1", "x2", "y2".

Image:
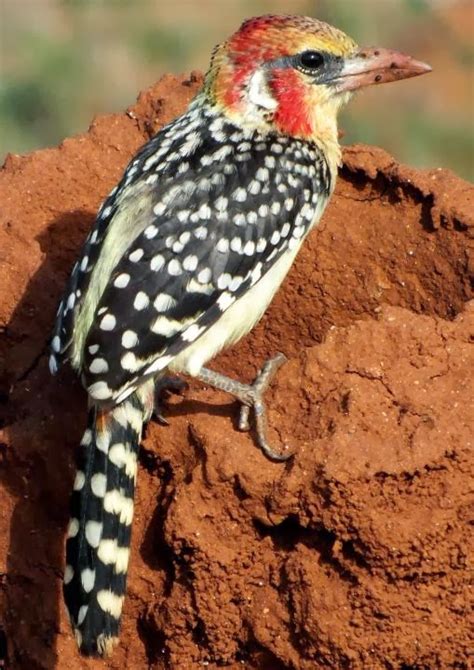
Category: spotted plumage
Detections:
[
  {"x1": 52, "y1": 105, "x2": 329, "y2": 404},
  {"x1": 49, "y1": 13, "x2": 430, "y2": 657},
  {"x1": 64, "y1": 382, "x2": 154, "y2": 656}
]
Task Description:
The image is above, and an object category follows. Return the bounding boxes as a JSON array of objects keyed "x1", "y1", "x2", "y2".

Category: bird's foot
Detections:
[
  {"x1": 196, "y1": 353, "x2": 292, "y2": 461},
  {"x1": 153, "y1": 375, "x2": 188, "y2": 425}
]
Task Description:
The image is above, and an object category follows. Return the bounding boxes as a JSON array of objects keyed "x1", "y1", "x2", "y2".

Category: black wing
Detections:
[
  {"x1": 51, "y1": 105, "x2": 329, "y2": 404},
  {"x1": 49, "y1": 107, "x2": 205, "y2": 373}
]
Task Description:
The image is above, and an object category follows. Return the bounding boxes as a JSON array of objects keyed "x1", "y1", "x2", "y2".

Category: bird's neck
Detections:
[
  {"x1": 270, "y1": 70, "x2": 343, "y2": 181},
  {"x1": 205, "y1": 66, "x2": 344, "y2": 182}
]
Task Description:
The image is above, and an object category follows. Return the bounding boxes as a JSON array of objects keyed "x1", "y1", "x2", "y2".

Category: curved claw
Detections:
[
  {"x1": 238, "y1": 404, "x2": 251, "y2": 432},
  {"x1": 238, "y1": 353, "x2": 293, "y2": 461},
  {"x1": 153, "y1": 375, "x2": 188, "y2": 425}
]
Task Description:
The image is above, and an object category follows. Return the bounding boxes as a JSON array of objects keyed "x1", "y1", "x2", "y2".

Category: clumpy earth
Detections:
[{"x1": 0, "y1": 73, "x2": 472, "y2": 670}]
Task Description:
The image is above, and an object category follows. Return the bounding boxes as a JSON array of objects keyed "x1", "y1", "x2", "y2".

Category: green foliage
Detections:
[
  {"x1": 317, "y1": 0, "x2": 368, "y2": 42},
  {"x1": 455, "y1": 44, "x2": 474, "y2": 68},
  {"x1": 0, "y1": 31, "x2": 87, "y2": 152},
  {"x1": 404, "y1": 0, "x2": 431, "y2": 15},
  {"x1": 130, "y1": 26, "x2": 198, "y2": 67}
]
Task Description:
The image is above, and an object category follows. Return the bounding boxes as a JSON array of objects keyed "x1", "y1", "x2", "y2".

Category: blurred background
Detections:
[{"x1": 0, "y1": 0, "x2": 472, "y2": 180}]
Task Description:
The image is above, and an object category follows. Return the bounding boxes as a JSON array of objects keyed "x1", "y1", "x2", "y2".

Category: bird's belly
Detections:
[{"x1": 169, "y1": 240, "x2": 304, "y2": 377}]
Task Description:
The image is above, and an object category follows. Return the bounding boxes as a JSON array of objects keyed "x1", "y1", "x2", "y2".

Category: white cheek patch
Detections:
[{"x1": 247, "y1": 70, "x2": 278, "y2": 111}]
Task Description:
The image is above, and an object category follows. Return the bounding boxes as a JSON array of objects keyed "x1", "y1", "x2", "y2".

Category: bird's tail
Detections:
[{"x1": 63, "y1": 382, "x2": 154, "y2": 656}]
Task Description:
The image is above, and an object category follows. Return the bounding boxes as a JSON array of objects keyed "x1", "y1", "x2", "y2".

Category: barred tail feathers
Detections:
[{"x1": 63, "y1": 384, "x2": 153, "y2": 656}]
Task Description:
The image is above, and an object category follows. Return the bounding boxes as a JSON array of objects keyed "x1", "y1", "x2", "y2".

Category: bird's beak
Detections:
[{"x1": 333, "y1": 47, "x2": 432, "y2": 92}]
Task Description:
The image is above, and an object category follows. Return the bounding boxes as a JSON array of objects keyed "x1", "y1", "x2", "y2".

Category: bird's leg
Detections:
[
  {"x1": 195, "y1": 353, "x2": 291, "y2": 461},
  {"x1": 154, "y1": 375, "x2": 189, "y2": 424}
]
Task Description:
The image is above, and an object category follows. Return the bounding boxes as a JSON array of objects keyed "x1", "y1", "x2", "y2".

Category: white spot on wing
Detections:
[
  {"x1": 217, "y1": 273, "x2": 231, "y2": 290},
  {"x1": 129, "y1": 248, "x2": 144, "y2": 263},
  {"x1": 243, "y1": 241, "x2": 255, "y2": 256},
  {"x1": 154, "y1": 293, "x2": 177, "y2": 312},
  {"x1": 217, "y1": 292, "x2": 235, "y2": 311},
  {"x1": 183, "y1": 254, "x2": 198, "y2": 272},
  {"x1": 114, "y1": 273, "x2": 130, "y2": 288},
  {"x1": 182, "y1": 324, "x2": 205, "y2": 342},
  {"x1": 89, "y1": 358, "x2": 109, "y2": 374},
  {"x1": 144, "y1": 225, "x2": 158, "y2": 239},
  {"x1": 197, "y1": 268, "x2": 211, "y2": 284},
  {"x1": 233, "y1": 188, "x2": 247, "y2": 202},
  {"x1": 52, "y1": 335, "x2": 61, "y2": 353},
  {"x1": 198, "y1": 204, "x2": 211, "y2": 219},
  {"x1": 151, "y1": 316, "x2": 182, "y2": 337},
  {"x1": 230, "y1": 237, "x2": 242, "y2": 253},
  {"x1": 100, "y1": 314, "x2": 116, "y2": 331},
  {"x1": 121, "y1": 352, "x2": 139, "y2": 372},
  {"x1": 194, "y1": 226, "x2": 207, "y2": 240},
  {"x1": 145, "y1": 355, "x2": 173, "y2": 375},
  {"x1": 216, "y1": 238, "x2": 229, "y2": 253},
  {"x1": 153, "y1": 202, "x2": 166, "y2": 216},
  {"x1": 151, "y1": 254, "x2": 165, "y2": 271},
  {"x1": 270, "y1": 231, "x2": 281, "y2": 246},
  {"x1": 248, "y1": 180, "x2": 261, "y2": 195},
  {"x1": 168, "y1": 259, "x2": 182, "y2": 276},
  {"x1": 88, "y1": 381, "x2": 113, "y2": 400},
  {"x1": 188, "y1": 278, "x2": 213, "y2": 294},
  {"x1": 229, "y1": 276, "x2": 243, "y2": 292},
  {"x1": 134, "y1": 291, "x2": 149, "y2": 310},
  {"x1": 215, "y1": 195, "x2": 228, "y2": 211},
  {"x1": 256, "y1": 167, "x2": 269, "y2": 182},
  {"x1": 281, "y1": 223, "x2": 291, "y2": 238},
  {"x1": 121, "y1": 330, "x2": 138, "y2": 348}
]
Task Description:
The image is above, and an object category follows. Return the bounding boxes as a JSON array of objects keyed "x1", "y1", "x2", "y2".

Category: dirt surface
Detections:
[{"x1": 0, "y1": 74, "x2": 473, "y2": 669}]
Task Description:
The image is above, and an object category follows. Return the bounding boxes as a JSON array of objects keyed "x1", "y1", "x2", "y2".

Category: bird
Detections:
[{"x1": 49, "y1": 14, "x2": 431, "y2": 657}]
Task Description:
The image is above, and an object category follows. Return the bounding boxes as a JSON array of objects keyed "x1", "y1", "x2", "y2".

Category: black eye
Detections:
[{"x1": 299, "y1": 50, "x2": 325, "y2": 70}]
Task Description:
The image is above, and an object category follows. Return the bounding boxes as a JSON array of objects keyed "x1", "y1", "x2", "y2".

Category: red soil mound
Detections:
[{"x1": 0, "y1": 74, "x2": 472, "y2": 669}]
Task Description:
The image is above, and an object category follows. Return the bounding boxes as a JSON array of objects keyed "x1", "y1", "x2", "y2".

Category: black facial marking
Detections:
[{"x1": 270, "y1": 51, "x2": 345, "y2": 85}]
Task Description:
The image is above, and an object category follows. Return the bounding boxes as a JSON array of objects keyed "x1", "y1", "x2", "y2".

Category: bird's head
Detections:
[{"x1": 206, "y1": 15, "x2": 431, "y2": 152}]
